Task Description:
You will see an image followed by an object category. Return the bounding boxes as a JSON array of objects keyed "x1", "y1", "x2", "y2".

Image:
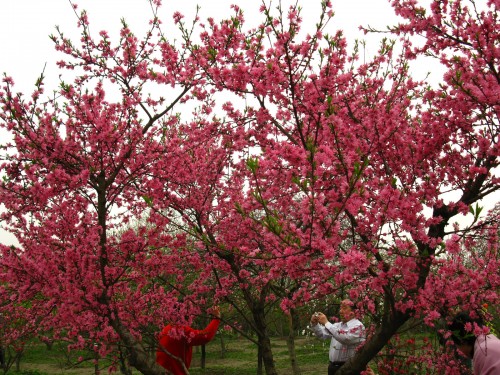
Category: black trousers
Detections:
[{"x1": 328, "y1": 361, "x2": 345, "y2": 375}]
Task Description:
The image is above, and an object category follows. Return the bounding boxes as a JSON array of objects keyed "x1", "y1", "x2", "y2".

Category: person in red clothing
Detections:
[{"x1": 156, "y1": 306, "x2": 221, "y2": 374}]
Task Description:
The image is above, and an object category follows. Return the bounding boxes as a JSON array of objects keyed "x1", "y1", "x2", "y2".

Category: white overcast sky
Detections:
[
  {"x1": 1, "y1": 0, "x2": 495, "y2": 246},
  {"x1": 0, "y1": 0, "x2": 413, "y2": 92}
]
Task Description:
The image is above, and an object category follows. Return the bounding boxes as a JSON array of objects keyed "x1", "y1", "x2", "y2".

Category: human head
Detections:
[
  {"x1": 339, "y1": 299, "x2": 355, "y2": 323},
  {"x1": 448, "y1": 311, "x2": 484, "y2": 358}
]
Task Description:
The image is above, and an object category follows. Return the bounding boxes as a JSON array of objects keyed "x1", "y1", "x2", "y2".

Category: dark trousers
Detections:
[{"x1": 328, "y1": 361, "x2": 345, "y2": 375}]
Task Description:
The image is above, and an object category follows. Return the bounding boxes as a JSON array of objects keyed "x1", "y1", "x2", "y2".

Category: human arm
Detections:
[
  {"x1": 309, "y1": 312, "x2": 335, "y2": 339},
  {"x1": 323, "y1": 319, "x2": 365, "y2": 346},
  {"x1": 183, "y1": 319, "x2": 220, "y2": 346},
  {"x1": 184, "y1": 306, "x2": 221, "y2": 346}
]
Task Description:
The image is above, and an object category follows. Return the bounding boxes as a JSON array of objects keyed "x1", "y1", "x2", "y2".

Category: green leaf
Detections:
[
  {"x1": 142, "y1": 195, "x2": 153, "y2": 206},
  {"x1": 246, "y1": 157, "x2": 259, "y2": 172}
]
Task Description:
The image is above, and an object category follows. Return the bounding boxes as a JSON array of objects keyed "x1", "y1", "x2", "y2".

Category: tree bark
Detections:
[
  {"x1": 110, "y1": 319, "x2": 166, "y2": 375},
  {"x1": 257, "y1": 343, "x2": 263, "y2": 375},
  {"x1": 286, "y1": 309, "x2": 301, "y2": 375},
  {"x1": 253, "y1": 307, "x2": 278, "y2": 375},
  {"x1": 201, "y1": 344, "x2": 206, "y2": 369},
  {"x1": 219, "y1": 335, "x2": 227, "y2": 359},
  {"x1": 337, "y1": 310, "x2": 409, "y2": 375}
]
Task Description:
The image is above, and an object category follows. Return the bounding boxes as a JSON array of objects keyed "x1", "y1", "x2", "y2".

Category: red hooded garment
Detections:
[{"x1": 156, "y1": 318, "x2": 220, "y2": 374}]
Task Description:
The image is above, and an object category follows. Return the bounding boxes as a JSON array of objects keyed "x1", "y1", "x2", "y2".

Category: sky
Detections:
[
  {"x1": 0, "y1": 0, "x2": 411, "y2": 93},
  {"x1": 0, "y1": 0, "x2": 496, "y2": 246}
]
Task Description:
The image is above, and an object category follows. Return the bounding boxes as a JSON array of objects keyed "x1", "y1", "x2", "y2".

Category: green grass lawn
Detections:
[
  {"x1": 8, "y1": 335, "x2": 331, "y2": 375},
  {"x1": 189, "y1": 335, "x2": 329, "y2": 374}
]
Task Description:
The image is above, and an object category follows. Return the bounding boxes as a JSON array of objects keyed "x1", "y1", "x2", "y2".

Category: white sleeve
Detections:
[
  {"x1": 309, "y1": 322, "x2": 333, "y2": 340},
  {"x1": 323, "y1": 321, "x2": 365, "y2": 345}
]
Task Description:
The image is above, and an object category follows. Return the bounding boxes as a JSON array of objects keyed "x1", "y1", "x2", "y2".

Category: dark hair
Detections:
[{"x1": 448, "y1": 312, "x2": 484, "y2": 346}]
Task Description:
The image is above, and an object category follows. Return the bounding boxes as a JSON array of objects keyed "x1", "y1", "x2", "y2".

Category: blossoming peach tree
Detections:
[{"x1": 0, "y1": 0, "x2": 498, "y2": 374}]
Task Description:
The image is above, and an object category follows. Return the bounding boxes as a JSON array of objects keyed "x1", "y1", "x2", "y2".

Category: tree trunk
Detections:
[
  {"x1": 259, "y1": 336, "x2": 277, "y2": 375},
  {"x1": 286, "y1": 309, "x2": 301, "y2": 375},
  {"x1": 337, "y1": 310, "x2": 409, "y2": 375},
  {"x1": 110, "y1": 319, "x2": 166, "y2": 375},
  {"x1": 253, "y1": 308, "x2": 278, "y2": 375},
  {"x1": 257, "y1": 344, "x2": 263, "y2": 375},
  {"x1": 94, "y1": 347, "x2": 99, "y2": 375},
  {"x1": 224, "y1": 263, "x2": 277, "y2": 375},
  {"x1": 219, "y1": 335, "x2": 226, "y2": 359},
  {"x1": 201, "y1": 344, "x2": 206, "y2": 369},
  {"x1": 118, "y1": 346, "x2": 133, "y2": 375}
]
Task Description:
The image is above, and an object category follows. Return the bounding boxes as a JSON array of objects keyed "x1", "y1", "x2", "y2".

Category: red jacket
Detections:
[{"x1": 156, "y1": 319, "x2": 220, "y2": 374}]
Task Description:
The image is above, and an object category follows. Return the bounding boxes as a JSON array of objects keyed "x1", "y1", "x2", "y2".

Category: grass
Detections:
[
  {"x1": 10, "y1": 335, "x2": 331, "y2": 375},
  {"x1": 189, "y1": 335, "x2": 329, "y2": 374}
]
